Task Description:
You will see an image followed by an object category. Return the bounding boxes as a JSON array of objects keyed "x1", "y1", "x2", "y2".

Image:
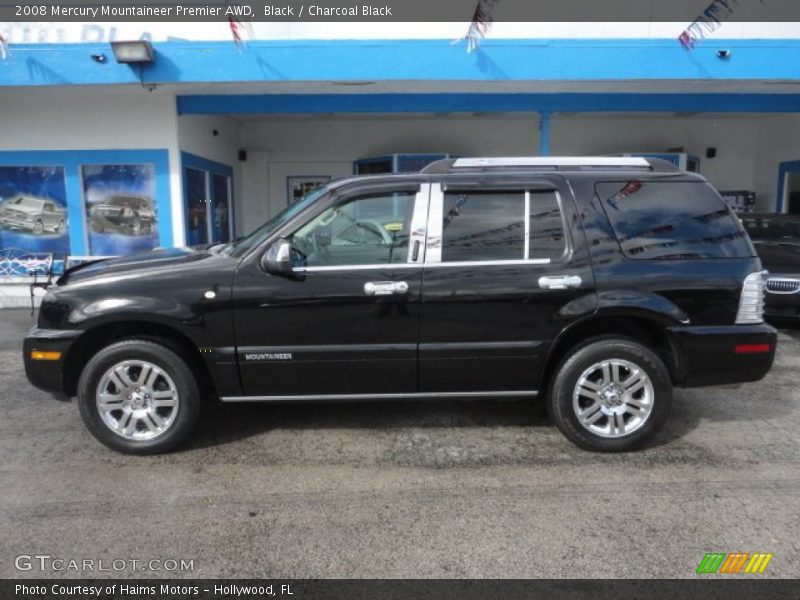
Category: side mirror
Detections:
[{"x1": 260, "y1": 239, "x2": 303, "y2": 280}]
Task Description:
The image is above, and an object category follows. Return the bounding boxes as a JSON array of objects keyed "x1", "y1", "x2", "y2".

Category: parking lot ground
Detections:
[{"x1": 1, "y1": 309, "x2": 799, "y2": 579}]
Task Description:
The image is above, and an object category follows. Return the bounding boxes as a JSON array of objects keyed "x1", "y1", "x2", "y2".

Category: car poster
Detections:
[
  {"x1": 82, "y1": 164, "x2": 158, "y2": 256},
  {"x1": 0, "y1": 165, "x2": 70, "y2": 257}
]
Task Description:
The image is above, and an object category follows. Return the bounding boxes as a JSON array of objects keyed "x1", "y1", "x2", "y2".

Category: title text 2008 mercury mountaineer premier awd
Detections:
[{"x1": 24, "y1": 157, "x2": 777, "y2": 454}]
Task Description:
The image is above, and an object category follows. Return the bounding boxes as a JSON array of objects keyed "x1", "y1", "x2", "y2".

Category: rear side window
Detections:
[
  {"x1": 441, "y1": 189, "x2": 565, "y2": 262},
  {"x1": 595, "y1": 181, "x2": 752, "y2": 260}
]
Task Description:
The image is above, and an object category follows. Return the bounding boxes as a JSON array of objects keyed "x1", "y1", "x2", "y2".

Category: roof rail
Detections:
[{"x1": 452, "y1": 157, "x2": 651, "y2": 169}]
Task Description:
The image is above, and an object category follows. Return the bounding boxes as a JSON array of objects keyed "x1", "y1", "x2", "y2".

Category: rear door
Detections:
[{"x1": 418, "y1": 176, "x2": 596, "y2": 393}]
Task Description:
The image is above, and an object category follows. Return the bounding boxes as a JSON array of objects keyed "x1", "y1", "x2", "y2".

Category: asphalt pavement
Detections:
[{"x1": 1, "y1": 309, "x2": 798, "y2": 578}]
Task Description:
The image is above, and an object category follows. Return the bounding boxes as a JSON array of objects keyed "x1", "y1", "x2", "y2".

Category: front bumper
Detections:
[
  {"x1": 23, "y1": 327, "x2": 82, "y2": 396},
  {"x1": 669, "y1": 323, "x2": 777, "y2": 388},
  {"x1": 764, "y1": 293, "x2": 800, "y2": 320},
  {"x1": 0, "y1": 217, "x2": 35, "y2": 232}
]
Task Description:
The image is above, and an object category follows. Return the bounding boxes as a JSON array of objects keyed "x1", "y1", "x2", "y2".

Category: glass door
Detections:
[
  {"x1": 210, "y1": 172, "x2": 232, "y2": 243},
  {"x1": 182, "y1": 153, "x2": 234, "y2": 246},
  {"x1": 184, "y1": 167, "x2": 208, "y2": 246}
]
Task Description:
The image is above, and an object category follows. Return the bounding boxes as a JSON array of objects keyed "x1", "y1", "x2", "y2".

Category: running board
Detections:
[{"x1": 220, "y1": 390, "x2": 539, "y2": 402}]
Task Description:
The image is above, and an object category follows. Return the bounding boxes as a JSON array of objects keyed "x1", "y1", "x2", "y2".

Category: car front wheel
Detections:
[
  {"x1": 548, "y1": 337, "x2": 672, "y2": 452},
  {"x1": 77, "y1": 340, "x2": 201, "y2": 454}
]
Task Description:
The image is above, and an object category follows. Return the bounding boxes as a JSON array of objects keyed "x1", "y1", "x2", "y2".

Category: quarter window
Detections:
[
  {"x1": 596, "y1": 181, "x2": 752, "y2": 260},
  {"x1": 440, "y1": 189, "x2": 565, "y2": 262},
  {"x1": 291, "y1": 190, "x2": 416, "y2": 267}
]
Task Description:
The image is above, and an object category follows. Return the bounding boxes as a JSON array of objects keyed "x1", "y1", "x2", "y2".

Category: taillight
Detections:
[{"x1": 735, "y1": 271, "x2": 767, "y2": 325}]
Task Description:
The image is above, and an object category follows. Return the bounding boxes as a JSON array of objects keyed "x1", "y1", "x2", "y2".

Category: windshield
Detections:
[
  {"x1": 226, "y1": 185, "x2": 330, "y2": 257},
  {"x1": 106, "y1": 196, "x2": 136, "y2": 206},
  {"x1": 12, "y1": 196, "x2": 40, "y2": 208},
  {"x1": 742, "y1": 216, "x2": 800, "y2": 244}
]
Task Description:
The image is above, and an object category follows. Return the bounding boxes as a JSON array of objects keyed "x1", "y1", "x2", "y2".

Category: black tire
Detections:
[
  {"x1": 548, "y1": 336, "x2": 672, "y2": 452},
  {"x1": 77, "y1": 339, "x2": 201, "y2": 454}
]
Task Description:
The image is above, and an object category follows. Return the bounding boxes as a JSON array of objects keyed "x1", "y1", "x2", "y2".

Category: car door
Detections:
[
  {"x1": 418, "y1": 176, "x2": 596, "y2": 393},
  {"x1": 231, "y1": 182, "x2": 430, "y2": 398}
]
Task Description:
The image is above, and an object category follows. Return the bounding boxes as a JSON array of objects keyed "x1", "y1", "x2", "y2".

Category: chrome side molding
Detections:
[{"x1": 220, "y1": 390, "x2": 539, "y2": 402}]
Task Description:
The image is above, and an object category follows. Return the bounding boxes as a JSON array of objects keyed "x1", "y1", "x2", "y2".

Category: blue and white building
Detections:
[{"x1": 1, "y1": 22, "x2": 800, "y2": 303}]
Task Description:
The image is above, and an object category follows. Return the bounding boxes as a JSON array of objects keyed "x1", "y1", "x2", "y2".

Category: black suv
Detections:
[
  {"x1": 24, "y1": 157, "x2": 777, "y2": 454},
  {"x1": 89, "y1": 194, "x2": 155, "y2": 236}
]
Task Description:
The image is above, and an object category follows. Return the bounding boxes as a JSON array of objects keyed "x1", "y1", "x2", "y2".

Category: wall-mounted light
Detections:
[
  {"x1": 110, "y1": 40, "x2": 155, "y2": 64},
  {"x1": 717, "y1": 49, "x2": 732, "y2": 60},
  {"x1": 91, "y1": 53, "x2": 106, "y2": 63}
]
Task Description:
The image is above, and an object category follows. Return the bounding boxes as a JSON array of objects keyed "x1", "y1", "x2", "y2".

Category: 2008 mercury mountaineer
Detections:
[{"x1": 24, "y1": 157, "x2": 777, "y2": 454}]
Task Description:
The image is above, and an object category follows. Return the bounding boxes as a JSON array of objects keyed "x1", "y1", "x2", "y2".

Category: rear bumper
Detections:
[
  {"x1": 23, "y1": 326, "x2": 81, "y2": 396},
  {"x1": 669, "y1": 323, "x2": 777, "y2": 388}
]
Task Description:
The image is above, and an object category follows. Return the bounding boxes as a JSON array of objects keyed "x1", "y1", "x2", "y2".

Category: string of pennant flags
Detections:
[
  {"x1": 0, "y1": 0, "x2": 768, "y2": 58},
  {"x1": 463, "y1": 0, "x2": 500, "y2": 52},
  {"x1": 679, "y1": 0, "x2": 764, "y2": 49}
]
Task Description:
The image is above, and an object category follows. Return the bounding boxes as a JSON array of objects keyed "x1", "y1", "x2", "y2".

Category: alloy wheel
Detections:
[
  {"x1": 572, "y1": 358, "x2": 654, "y2": 438},
  {"x1": 95, "y1": 360, "x2": 180, "y2": 441}
]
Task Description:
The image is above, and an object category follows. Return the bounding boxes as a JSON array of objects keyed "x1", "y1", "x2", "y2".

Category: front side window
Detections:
[
  {"x1": 290, "y1": 190, "x2": 416, "y2": 267},
  {"x1": 440, "y1": 189, "x2": 565, "y2": 263}
]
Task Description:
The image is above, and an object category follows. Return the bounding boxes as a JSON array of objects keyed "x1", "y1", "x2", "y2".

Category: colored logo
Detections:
[{"x1": 696, "y1": 552, "x2": 773, "y2": 574}]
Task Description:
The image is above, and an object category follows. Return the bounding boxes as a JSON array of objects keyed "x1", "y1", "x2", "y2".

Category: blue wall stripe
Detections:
[
  {"x1": 3, "y1": 39, "x2": 800, "y2": 87},
  {"x1": 177, "y1": 92, "x2": 800, "y2": 115}
]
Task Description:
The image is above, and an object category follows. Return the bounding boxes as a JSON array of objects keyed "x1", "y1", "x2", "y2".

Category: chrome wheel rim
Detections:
[
  {"x1": 95, "y1": 360, "x2": 179, "y2": 441},
  {"x1": 572, "y1": 359, "x2": 654, "y2": 438}
]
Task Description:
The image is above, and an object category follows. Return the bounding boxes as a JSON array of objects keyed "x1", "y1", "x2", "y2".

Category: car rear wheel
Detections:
[
  {"x1": 54, "y1": 219, "x2": 64, "y2": 233},
  {"x1": 548, "y1": 337, "x2": 672, "y2": 452},
  {"x1": 77, "y1": 340, "x2": 200, "y2": 454}
]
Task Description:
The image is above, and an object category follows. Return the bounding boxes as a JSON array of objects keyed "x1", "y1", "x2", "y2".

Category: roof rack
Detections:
[
  {"x1": 421, "y1": 156, "x2": 681, "y2": 174},
  {"x1": 454, "y1": 157, "x2": 650, "y2": 169}
]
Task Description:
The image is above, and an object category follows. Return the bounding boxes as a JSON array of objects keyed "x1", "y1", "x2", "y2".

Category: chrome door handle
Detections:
[
  {"x1": 364, "y1": 281, "x2": 409, "y2": 296},
  {"x1": 538, "y1": 275, "x2": 582, "y2": 290}
]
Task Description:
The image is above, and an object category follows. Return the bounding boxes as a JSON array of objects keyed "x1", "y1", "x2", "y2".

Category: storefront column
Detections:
[{"x1": 539, "y1": 112, "x2": 551, "y2": 156}]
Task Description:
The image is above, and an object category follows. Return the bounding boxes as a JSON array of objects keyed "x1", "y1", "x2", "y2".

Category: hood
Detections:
[
  {"x1": 2, "y1": 203, "x2": 39, "y2": 215},
  {"x1": 753, "y1": 241, "x2": 800, "y2": 275},
  {"x1": 57, "y1": 247, "x2": 215, "y2": 285}
]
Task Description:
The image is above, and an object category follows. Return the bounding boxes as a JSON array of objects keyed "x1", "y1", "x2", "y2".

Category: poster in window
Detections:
[
  {"x1": 287, "y1": 176, "x2": 330, "y2": 205},
  {"x1": 82, "y1": 164, "x2": 158, "y2": 256},
  {"x1": 0, "y1": 166, "x2": 70, "y2": 256}
]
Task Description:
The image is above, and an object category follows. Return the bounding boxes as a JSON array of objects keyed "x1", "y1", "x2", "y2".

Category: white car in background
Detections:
[{"x1": 0, "y1": 195, "x2": 66, "y2": 235}]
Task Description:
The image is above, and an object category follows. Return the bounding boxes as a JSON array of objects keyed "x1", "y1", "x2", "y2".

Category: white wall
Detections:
[
  {"x1": 754, "y1": 116, "x2": 800, "y2": 212},
  {"x1": 238, "y1": 114, "x2": 540, "y2": 229},
  {"x1": 552, "y1": 113, "x2": 765, "y2": 196},
  {"x1": 0, "y1": 87, "x2": 186, "y2": 244},
  {"x1": 236, "y1": 112, "x2": 800, "y2": 229}
]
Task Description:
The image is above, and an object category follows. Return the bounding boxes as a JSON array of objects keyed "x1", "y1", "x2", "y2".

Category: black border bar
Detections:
[{"x1": 4, "y1": 579, "x2": 800, "y2": 600}]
